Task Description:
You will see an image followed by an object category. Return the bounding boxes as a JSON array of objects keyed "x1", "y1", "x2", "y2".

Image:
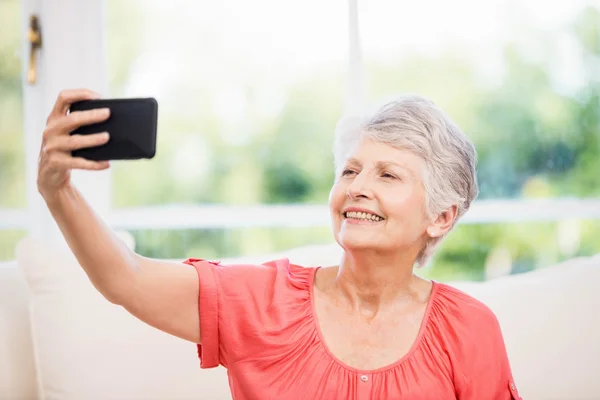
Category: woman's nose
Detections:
[{"x1": 346, "y1": 173, "x2": 374, "y2": 199}]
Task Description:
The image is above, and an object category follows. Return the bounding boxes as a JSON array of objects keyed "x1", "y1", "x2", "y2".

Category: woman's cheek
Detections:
[{"x1": 330, "y1": 183, "x2": 345, "y2": 201}]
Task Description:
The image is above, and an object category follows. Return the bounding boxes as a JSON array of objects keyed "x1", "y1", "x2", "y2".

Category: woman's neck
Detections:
[{"x1": 327, "y1": 251, "x2": 427, "y2": 318}]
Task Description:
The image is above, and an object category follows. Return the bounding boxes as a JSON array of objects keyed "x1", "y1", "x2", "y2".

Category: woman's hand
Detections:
[{"x1": 37, "y1": 89, "x2": 112, "y2": 200}]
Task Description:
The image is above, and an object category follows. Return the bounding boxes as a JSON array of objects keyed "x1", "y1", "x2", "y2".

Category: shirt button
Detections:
[
  {"x1": 360, "y1": 375, "x2": 368, "y2": 382},
  {"x1": 510, "y1": 381, "x2": 515, "y2": 390}
]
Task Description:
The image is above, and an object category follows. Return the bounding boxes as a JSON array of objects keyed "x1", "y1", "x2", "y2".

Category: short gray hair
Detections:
[{"x1": 333, "y1": 94, "x2": 479, "y2": 267}]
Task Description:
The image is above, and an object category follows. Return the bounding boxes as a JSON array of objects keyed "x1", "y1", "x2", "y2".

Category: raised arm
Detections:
[{"x1": 38, "y1": 89, "x2": 201, "y2": 343}]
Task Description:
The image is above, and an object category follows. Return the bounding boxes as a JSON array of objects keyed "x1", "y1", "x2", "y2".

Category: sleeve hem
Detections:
[{"x1": 185, "y1": 258, "x2": 220, "y2": 368}]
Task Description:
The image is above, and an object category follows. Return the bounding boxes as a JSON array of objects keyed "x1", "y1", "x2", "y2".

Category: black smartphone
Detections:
[{"x1": 69, "y1": 97, "x2": 158, "y2": 161}]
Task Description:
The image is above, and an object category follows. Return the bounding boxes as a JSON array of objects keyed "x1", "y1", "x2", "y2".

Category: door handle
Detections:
[{"x1": 28, "y1": 15, "x2": 42, "y2": 85}]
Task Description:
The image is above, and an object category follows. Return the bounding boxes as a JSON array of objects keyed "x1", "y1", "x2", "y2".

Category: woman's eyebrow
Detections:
[
  {"x1": 345, "y1": 157, "x2": 361, "y2": 167},
  {"x1": 376, "y1": 161, "x2": 415, "y2": 178},
  {"x1": 344, "y1": 158, "x2": 416, "y2": 178}
]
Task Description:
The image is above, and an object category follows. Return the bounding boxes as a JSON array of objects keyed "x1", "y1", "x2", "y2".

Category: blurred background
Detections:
[{"x1": 1, "y1": 0, "x2": 599, "y2": 281}]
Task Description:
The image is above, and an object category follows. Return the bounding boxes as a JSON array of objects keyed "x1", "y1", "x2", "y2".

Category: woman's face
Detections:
[{"x1": 329, "y1": 137, "x2": 431, "y2": 255}]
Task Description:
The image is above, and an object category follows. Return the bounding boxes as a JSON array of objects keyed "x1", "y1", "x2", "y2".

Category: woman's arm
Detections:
[{"x1": 38, "y1": 89, "x2": 201, "y2": 344}]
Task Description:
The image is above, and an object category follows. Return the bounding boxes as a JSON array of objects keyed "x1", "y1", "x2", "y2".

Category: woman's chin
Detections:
[{"x1": 337, "y1": 234, "x2": 382, "y2": 251}]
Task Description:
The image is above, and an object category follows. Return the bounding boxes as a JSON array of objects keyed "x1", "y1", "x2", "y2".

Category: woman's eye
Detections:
[
  {"x1": 382, "y1": 172, "x2": 396, "y2": 179},
  {"x1": 342, "y1": 169, "x2": 356, "y2": 176}
]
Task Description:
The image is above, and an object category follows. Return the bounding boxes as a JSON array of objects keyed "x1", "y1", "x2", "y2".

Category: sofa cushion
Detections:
[
  {"x1": 452, "y1": 254, "x2": 600, "y2": 399},
  {"x1": 0, "y1": 261, "x2": 39, "y2": 400},
  {"x1": 16, "y1": 236, "x2": 230, "y2": 400},
  {"x1": 15, "y1": 235, "x2": 600, "y2": 400}
]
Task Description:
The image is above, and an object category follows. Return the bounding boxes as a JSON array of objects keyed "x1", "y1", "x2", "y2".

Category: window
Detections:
[
  {"x1": 107, "y1": 0, "x2": 347, "y2": 207},
  {"x1": 106, "y1": 0, "x2": 347, "y2": 258},
  {"x1": 361, "y1": 0, "x2": 600, "y2": 200},
  {"x1": 103, "y1": 0, "x2": 600, "y2": 277},
  {"x1": 3, "y1": 0, "x2": 598, "y2": 278},
  {"x1": 0, "y1": 0, "x2": 27, "y2": 260},
  {"x1": 360, "y1": 0, "x2": 600, "y2": 278}
]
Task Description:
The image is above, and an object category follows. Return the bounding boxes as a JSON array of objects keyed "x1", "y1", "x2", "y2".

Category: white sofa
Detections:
[{"x1": 1, "y1": 236, "x2": 599, "y2": 400}]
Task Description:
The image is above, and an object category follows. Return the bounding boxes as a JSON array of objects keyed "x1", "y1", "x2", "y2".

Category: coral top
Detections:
[{"x1": 184, "y1": 258, "x2": 522, "y2": 400}]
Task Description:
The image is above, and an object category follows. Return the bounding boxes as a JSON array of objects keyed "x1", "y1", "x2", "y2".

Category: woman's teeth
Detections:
[{"x1": 345, "y1": 211, "x2": 383, "y2": 222}]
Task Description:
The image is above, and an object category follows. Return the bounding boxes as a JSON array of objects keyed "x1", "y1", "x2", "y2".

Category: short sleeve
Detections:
[
  {"x1": 183, "y1": 258, "x2": 222, "y2": 368},
  {"x1": 452, "y1": 303, "x2": 521, "y2": 400},
  {"x1": 182, "y1": 257, "x2": 308, "y2": 370}
]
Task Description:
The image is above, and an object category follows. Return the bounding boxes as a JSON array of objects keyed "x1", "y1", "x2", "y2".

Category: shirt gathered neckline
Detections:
[{"x1": 307, "y1": 266, "x2": 440, "y2": 375}]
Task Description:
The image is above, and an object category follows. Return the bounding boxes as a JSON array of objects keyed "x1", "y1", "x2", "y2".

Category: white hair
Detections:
[{"x1": 333, "y1": 94, "x2": 479, "y2": 267}]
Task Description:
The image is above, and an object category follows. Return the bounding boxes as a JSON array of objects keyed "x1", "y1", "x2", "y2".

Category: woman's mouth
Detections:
[{"x1": 343, "y1": 211, "x2": 384, "y2": 223}]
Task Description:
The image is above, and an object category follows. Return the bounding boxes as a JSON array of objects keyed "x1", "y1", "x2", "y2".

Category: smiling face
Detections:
[{"x1": 329, "y1": 137, "x2": 432, "y2": 257}]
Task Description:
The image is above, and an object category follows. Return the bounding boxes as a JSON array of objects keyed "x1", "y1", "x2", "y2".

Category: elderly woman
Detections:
[{"x1": 38, "y1": 89, "x2": 521, "y2": 399}]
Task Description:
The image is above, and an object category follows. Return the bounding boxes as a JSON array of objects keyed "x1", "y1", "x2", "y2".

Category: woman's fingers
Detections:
[
  {"x1": 45, "y1": 108, "x2": 110, "y2": 139},
  {"x1": 43, "y1": 151, "x2": 110, "y2": 171},
  {"x1": 38, "y1": 88, "x2": 110, "y2": 197},
  {"x1": 48, "y1": 88, "x2": 102, "y2": 121},
  {"x1": 70, "y1": 156, "x2": 110, "y2": 171},
  {"x1": 44, "y1": 132, "x2": 110, "y2": 153},
  {"x1": 40, "y1": 107, "x2": 111, "y2": 169}
]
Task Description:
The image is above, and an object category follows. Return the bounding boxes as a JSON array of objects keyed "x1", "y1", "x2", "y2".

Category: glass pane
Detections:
[
  {"x1": 107, "y1": 0, "x2": 347, "y2": 207},
  {"x1": 423, "y1": 219, "x2": 600, "y2": 281},
  {"x1": 129, "y1": 226, "x2": 334, "y2": 260},
  {"x1": 0, "y1": 0, "x2": 26, "y2": 208},
  {"x1": 360, "y1": 0, "x2": 600, "y2": 199}
]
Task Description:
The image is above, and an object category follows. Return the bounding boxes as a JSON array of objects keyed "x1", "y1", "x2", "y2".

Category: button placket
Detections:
[{"x1": 357, "y1": 373, "x2": 372, "y2": 400}]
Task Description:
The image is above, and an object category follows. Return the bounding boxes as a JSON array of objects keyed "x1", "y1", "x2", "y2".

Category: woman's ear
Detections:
[{"x1": 426, "y1": 205, "x2": 458, "y2": 238}]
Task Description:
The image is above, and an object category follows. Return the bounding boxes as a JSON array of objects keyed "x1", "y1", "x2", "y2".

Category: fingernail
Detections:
[
  {"x1": 99, "y1": 108, "x2": 110, "y2": 115},
  {"x1": 101, "y1": 132, "x2": 110, "y2": 139}
]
